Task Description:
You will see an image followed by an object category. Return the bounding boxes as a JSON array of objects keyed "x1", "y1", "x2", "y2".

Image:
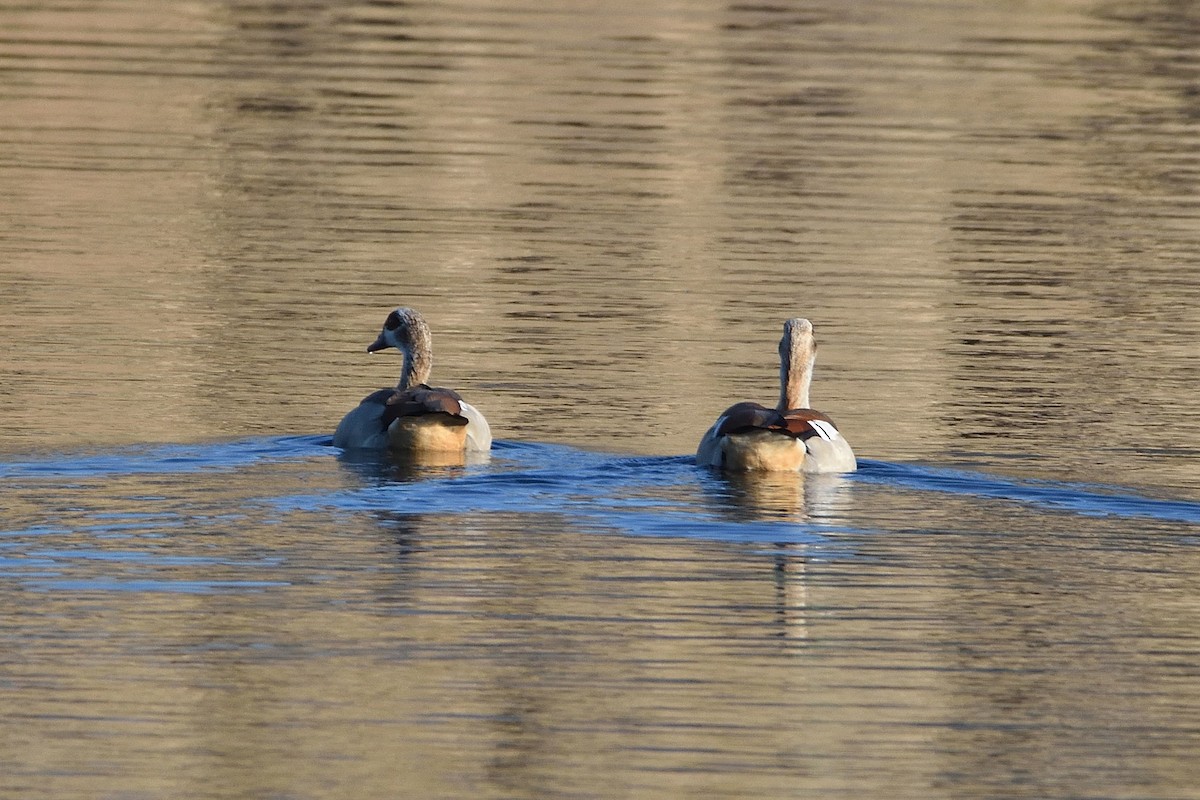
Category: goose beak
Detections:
[{"x1": 366, "y1": 333, "x2": 390, "y2": 353}]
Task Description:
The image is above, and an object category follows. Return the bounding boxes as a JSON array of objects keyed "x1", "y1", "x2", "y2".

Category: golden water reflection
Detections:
[{"x1": 0, "y1": 0, "x2": 1195, "y2": 497}]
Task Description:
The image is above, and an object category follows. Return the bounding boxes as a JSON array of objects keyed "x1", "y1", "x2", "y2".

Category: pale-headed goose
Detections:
[
  {"x1": 334, "y1": 307, "x2": 492, "y2": 454},
  {"x1": 696, "y1": 318, "x2": 856, "y2": 472}
]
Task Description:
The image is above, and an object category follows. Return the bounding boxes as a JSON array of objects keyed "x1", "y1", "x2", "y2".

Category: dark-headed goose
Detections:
[
  {"x1": 334, "y1": 307, "x2": 492, "y2": 454},
  {"x1": 696, "y1": 318, "x2": 855, "y2": 472}
]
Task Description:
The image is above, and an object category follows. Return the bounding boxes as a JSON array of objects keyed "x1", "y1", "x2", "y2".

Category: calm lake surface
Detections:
[{"x1": 2, "y1": 1, "x2": 1199, "y2": 798}]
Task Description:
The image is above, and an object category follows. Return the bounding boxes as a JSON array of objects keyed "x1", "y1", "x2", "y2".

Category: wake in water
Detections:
[
  {"x1": 2, "y1": 436, "x2": 1197, "y2": 596},
  {"x1": 0, "y1": 436, "x2": 333, "y2": 480},
  {"x1": 855, "y1": 460, "x2": 1200, "y2": 525},
  {"x1": 2, "y1": 437, "x2": 1198, "y2": 535}
]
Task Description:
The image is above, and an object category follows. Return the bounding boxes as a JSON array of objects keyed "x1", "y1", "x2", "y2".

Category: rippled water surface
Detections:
[{"x1": 2, "y1": 1, "x2": 1199, "y2": 798}]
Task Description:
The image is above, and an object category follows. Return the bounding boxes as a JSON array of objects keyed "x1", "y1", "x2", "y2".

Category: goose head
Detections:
[{"x1": 367, "y1": 306, "x2": 433, "y2": 389}]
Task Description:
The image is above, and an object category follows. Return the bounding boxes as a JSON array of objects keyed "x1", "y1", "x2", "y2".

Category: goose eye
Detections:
[{"x1": 384, "y1": 312, "x2": 402, "y2": 331}]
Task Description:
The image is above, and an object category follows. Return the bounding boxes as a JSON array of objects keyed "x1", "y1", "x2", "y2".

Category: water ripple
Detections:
[
  {"x1": 3, "y1": 438, "x2": 1198, "y2": 532},
  {"x1": 0, "y1": 435, "x2": 332, "y2": 480},
  {"x1": 857, "y1": 460, "x2": 1200, "y2": 524}
]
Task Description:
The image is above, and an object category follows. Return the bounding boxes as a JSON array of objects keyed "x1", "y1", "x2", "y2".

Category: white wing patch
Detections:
[{"x1": 807, "y1": 419, "x2": 839, "y2": 442}]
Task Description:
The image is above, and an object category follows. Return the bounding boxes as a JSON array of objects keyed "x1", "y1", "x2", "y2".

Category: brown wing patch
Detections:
[
  {"x1": 382, "y1": 385, "x2": 468, "y2": 429},
  {"x1": 779, "y1": 408, "x2": 839, "y2": 441},
  {"x1": 715, "y1": 403, "x2": 840, "y2": 441},
  {"x1": 714, "y1": 402, "x2": 784, "y2": 437}
]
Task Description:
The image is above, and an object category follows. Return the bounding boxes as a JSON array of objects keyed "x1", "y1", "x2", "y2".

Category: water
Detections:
[
  {"x1": 2, "y1": 1, "x2": 1199, "y2": 797},
  {"x1": 4, "y1": 437, "x2": 1200, "y2": 797}
]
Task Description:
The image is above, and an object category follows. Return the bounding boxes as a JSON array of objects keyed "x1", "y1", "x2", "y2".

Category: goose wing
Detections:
[
  {"x1": 712, "y1": 402, "x2": 781, "y2": 437},
  {"x1": 777, "y1": 408, "x2": 843, "y2": 443},
  {"x1": 383, "y1": 384, "x2": 469, "y2": 428},
  {"x1": 714, "y1": 402, "x2": 842, "y2": 442}
]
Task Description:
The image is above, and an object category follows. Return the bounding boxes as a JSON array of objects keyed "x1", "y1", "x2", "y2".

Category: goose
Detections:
[
  {"x1": 333, "y1": 307, "x2": 492, "y2": 454},
  {"x1": 696, "y1": 318, "x2": 856, "y2": 473}
]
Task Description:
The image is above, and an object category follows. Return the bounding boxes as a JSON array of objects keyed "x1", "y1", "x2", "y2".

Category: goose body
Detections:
[
  {"x1": 334, "y1": 307, "x2": 492, "y2": 454},
  {"x1": 696, "y1": 318, "x2": 855, "y2": 473}
]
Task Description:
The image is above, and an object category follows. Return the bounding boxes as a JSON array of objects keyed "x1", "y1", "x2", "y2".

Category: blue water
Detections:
[
  {"x1": 3, "y1": 437, "x2": 1197, "y2": 597},
  {"x1": 855, "y1": 460, "x2": 1200, "y2": 525}
]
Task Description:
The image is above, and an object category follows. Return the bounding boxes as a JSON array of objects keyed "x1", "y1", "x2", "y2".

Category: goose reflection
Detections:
[
  {"x1": 708, "y1": 469, "x2": 856, "y2": 525},
  {"x1": 772, "y1": 546, "x2": 810, "y2": 648},
  {"x1": 703, "y1": 469, "x2": 857, "y2": 647},
  {"x1": 335, "y1": 445, "x2": 486, "y2": 483}
]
